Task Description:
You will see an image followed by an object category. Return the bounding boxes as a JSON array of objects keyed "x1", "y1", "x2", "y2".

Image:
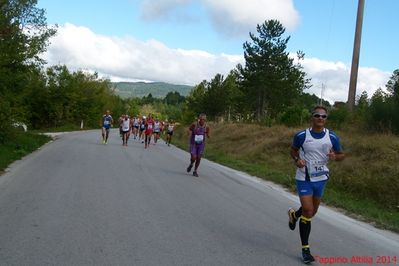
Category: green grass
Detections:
[
  {"x1": 0, "y1": 131, "x2": 51, "y2": 173},
  {"x1": 30, "y1": 124, "x2": 84, "y2": 133},
  {"x1": 1, "y1": 122, "x2": 92, "y2": 173},
  {"x1": 173, "y1": 123, "x2": 399, "y2": 233}
]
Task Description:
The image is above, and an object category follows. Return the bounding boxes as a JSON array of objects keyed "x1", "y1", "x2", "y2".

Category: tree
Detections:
[
  {"x1": 385, "y1": 69, "x2": 399, "y2": 132},
  {"x1": 0, "y1": 0, "x2": 56, "y2": 124},
  {"x1": 142, "y1": 93, "x2": 155, "y2": 104},
  {"x1": 164, "y1": 91, "x2": 185, "y2": 105},
  {"x1": 0, "y1": 0, "x2": 56, "y2": 88},
  {"x1": 386, "y1": 69, "x2": 399, "y2": 99},
  {"x1": 199, "y1": 72, "x2": 244, "y2": 121},
  {"x1": 203, "y1": 74, "x2": 227, "y2": 120},
  {"x1": 221, "y1": 71, "x2": 243, "y2": 121},
  {"x1": 180, "y1": 81, "x2": 205, "y2": 123},
  {"x1": 237, "y1": 20, "x2": 309, "y2": 121},
  {"x1": 23, "y1": 68, "x2": 50, "y2": 128},
  {"x1": 33, "y1": 65, "x2": 121, "y2": 128},
  {"x1": 351, "y1": 90, "x2": 369, "y2": 127},
  {"x1": 367, "y1": 88, "x2": 391, "y2": 132}
]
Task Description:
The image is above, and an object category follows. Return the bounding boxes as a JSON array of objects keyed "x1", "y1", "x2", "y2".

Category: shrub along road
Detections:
[{"x1": 0, "y1": 129, "x2": 397, "y2": 265}]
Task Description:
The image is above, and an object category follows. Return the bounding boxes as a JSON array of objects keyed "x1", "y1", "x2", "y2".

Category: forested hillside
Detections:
[{"x1": 112, "y1": 82, "x2": 192, "y2": 98}]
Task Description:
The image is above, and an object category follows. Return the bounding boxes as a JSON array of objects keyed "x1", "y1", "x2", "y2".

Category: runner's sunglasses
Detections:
[{"x1": 313, "y1": 113, "x2": 328, "y2": 119}]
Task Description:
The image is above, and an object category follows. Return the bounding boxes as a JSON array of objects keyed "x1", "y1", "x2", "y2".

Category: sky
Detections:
[{"x1": 37, "y1": 0, "x2": 399, "y2": 103}]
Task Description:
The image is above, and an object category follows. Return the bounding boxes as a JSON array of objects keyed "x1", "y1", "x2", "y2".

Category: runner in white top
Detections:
[
  {"x1": 288, "y1": 106, "x2": 345, "y2": 264},
  {"x1": 166, "y1": 120, "x2": 175, "y2": 146},
  {"x1": 121, "y1": 115, "x2": 131, "y2": 146},
  {"x1": 153, "y1": 118, "x2": 161, "y2": 144},
  {"x1": 139, "y1": 116, "x2": 146, "y2": 143},
  {"x1": 132, "y1": 116, "x2": 140, "y2": 140}
]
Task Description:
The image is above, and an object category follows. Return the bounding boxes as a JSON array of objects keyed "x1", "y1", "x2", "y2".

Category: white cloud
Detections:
[
  {"x1": 43, "y1": 23, "x2": 390, "y2": 104},
  {"x1": 139, "y1": 0, "x2": 300, "y2": 37},
  {"x1": 140, "y1": 0, "x2": 192, "y2": 21},
  {"x1": 43, "y1": 23, "x2": 241, "y2": 85},
  {"x1": 202, "y1": 0, "x2": 299, "y2": 37},
  {"x1": 300, "y1": 57, "x2": 391, "y2": 104}
]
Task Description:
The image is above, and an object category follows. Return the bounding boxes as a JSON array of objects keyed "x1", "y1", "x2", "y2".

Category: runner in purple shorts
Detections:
[{"x1": 186, "y1": 113, "x2": 210, "y2": 177}]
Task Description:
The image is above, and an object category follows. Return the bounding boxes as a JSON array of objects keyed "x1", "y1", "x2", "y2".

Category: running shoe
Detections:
[
  {"x1": 102, "y1": 140, "x2": 105, "y2": 144},
  {"x1": 193, "y1": 171, "x2": 199, "y2": 177},
  {"x1": 302, "y1": 248, "x2": 315, "y2": 264},
  {"x1": 186, "y1": 164, "x2": 193, "y2": 173},
  {"x1": 288, "y1": 208, "x2": 298, "y2": 230}
]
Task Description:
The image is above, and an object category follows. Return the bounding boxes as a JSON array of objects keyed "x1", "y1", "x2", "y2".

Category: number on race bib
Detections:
[
  {"x1": 308, "y1": 160, "x2": 329, "y2": 177},
  {"x1": 194, "y1": 134, "x2": 204, "y2": 144}
]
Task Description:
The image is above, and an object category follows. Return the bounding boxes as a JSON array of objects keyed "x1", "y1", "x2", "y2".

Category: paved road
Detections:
[{"x1": 0, "y1": 129, "x2": 398, "y2": 265}]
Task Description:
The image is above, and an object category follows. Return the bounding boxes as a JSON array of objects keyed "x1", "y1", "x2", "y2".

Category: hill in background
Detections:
[{"x1": 112, "y1": 82, "x2": 193, "y2": 99}]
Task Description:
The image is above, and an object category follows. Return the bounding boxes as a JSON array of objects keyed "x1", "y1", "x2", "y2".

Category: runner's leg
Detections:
[{"x1": 299, "y1": 195, "x2": 314, "y2": 263}]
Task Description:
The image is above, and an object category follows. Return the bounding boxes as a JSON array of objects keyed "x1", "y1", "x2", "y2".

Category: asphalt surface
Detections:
[{"x1": 0, "y1": 129, "x2": 398, "y2": 265}]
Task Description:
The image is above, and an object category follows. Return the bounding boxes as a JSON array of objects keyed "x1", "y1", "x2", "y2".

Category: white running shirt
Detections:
[
  {"x1": 295, "y1": 128, "x2": 332, "y2": 182},
  {"x1": 122, "y1": 119, "x2": 130, "y2": 132}
]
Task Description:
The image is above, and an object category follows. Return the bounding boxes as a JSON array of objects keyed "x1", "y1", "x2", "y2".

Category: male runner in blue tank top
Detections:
[
  {"x1": 101, "y1": 110, "x2": 113, "y2": 144},
  {"x1": 288, "y1": 106, "x2": 345, "y2": 264}
]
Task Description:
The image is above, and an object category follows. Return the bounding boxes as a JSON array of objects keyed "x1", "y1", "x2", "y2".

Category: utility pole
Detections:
[{"x1": 347, "y1": 0, "x2": 365, "y2": 111}]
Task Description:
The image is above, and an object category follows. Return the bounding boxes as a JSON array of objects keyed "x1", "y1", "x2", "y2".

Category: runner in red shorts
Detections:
[{"x1": 144, "y1": 114, "x2": 154, "y2": 149}]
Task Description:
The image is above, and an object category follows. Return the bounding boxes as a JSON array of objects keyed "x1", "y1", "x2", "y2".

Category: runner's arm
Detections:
[
  {"x1": 188, "y1": 124, "x2": 195, "y2": 137},
  {"x1": 329, "y1": 132, "x2": 345, "y2": 161},
  {"x1": 328, "y1": 151, "x2": 345, "y2": 161},
  {"x1": 290, "y1": 146, "x2": 305, "y2": 168}
]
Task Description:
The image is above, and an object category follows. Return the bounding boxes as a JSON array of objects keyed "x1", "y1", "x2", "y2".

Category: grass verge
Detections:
[
  {"x1": 172, "y1": 123, "x2": 399, "y2": 233},
  {"x1": 0, "y1": 131, "x2": 51, "y2": 173},
  {"x1": 29, "y1": 124, "x2": 84, "y2": 133}
]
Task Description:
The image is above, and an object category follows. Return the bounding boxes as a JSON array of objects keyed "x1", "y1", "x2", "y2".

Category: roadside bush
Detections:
[
  {"x1": 328, "y1": 106, "x2": 349, "y2": 129},
  {"x1": 0, "y1": 98, "x2": 15, "y2": 144},
  {"x1": 278, "y1": 106, "x2": 309, "y2": 127}
]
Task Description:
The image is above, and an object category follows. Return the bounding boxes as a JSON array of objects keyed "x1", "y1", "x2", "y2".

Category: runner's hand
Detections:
[
  {"x1": 328, "y1": 152, "x2": 336, "y2": 161},
  {"x1": 295, "y1": 159, "x2": 305, "y2": 168}
]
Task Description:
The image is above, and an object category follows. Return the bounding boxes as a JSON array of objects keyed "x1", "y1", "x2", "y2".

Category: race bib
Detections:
[
  {"x1": 104, "y1": 120, "x2": 110, "y2": 125},
  {"x1": 148, "y1": 124, "x2": 153, "y2": 130},
  {"x1": 194, "y1": 134, "x2": 204, "y2": 144},
  {"x1": 168, "y1": 126, "x2": 174, "y2": 131},
  {"x1": 308, "y1": 160, "x2": 328, "y2": 177}
]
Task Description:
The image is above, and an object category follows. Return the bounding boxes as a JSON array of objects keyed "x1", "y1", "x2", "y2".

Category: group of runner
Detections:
[
  {"x1": 102, "y1": 107, "x2": 345, "y2": 264},
  {"x1": 101, "y1": 111, "x2": 210, "y2": 177},
  {"x1": 101, "y1": 111, "x2": 176, "y2": 148}
]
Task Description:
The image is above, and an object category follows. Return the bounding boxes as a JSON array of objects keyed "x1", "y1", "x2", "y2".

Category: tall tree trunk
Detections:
[{"x1": 257, "y1": 89, "x2": 262, "y2": 122}]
